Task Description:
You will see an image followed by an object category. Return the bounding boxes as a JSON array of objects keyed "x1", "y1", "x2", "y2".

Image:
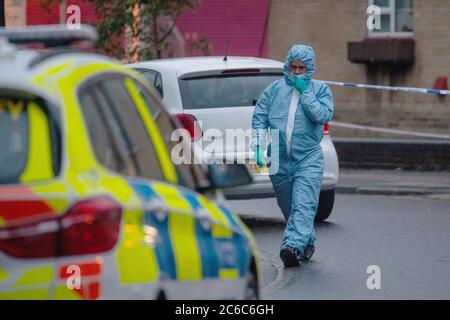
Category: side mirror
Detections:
[{"x1": 207, "y1": 163, "x2": 253, "y2": 189}]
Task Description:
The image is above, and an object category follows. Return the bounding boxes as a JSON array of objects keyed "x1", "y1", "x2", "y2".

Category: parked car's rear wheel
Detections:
[{"x1": 315, "y1": 189, "x2": 335, "y2": 222}]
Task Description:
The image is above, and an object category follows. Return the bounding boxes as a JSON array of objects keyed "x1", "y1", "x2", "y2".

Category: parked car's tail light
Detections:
[
  {"x1": 324, "y1": 123, "x2": 329, "y2": 135},
  {"x1": 0, "y1": 196, "x2": 122, "y2": 259},
  {"x1": 174, "y1": 113, "x2": 203, "y2": 141}
]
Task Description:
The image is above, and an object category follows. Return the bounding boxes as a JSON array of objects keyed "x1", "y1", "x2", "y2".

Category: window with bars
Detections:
[{"x1": 369, "y1": 0, "x2": 413, "y2": 35}]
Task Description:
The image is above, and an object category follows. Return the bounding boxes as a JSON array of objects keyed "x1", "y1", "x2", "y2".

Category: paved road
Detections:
[{"x1": 224, "y1": 194, "x2": 450, "y2": 299}]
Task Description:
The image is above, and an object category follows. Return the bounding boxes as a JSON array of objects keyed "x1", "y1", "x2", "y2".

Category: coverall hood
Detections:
[{"x1": 284, "y1": 44, "x2": 316, "y2": 87}]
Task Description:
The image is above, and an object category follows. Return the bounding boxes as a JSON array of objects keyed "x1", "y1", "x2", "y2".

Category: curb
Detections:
[
  {"x1": 335, "y1": 185, "x2": 450, "y2": 196},
  {"x1": 333, "y1": 138, "x2": 450, "y2": 171}
]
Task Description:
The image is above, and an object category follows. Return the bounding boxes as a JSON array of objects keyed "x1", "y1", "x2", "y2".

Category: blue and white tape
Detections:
[{"x1": 323, "y1": 80, "x2": 450, "y2": 96}]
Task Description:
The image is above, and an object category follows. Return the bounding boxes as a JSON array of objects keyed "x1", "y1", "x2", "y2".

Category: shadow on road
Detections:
[{"x1": 315, "y1": 220, "x2": 341, "y2": 230}]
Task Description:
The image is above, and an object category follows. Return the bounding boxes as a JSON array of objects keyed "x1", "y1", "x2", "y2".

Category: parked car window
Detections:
[
  {"x1": 179, "y1": 73, "x2": 282, "y2": 109},
  {"x1": 96, "y1": 78, "x2": 165, "y2": 181},
  {"x1": 138, "y1": 69, "x2": 157, "y2": 83},
  {"x1": 154, "y1": 72, "x2": 164, "y2": 97},
  {"x1": 0, "y1": 96, "x2": 59, "y2": 184},
  {"x1": 136, "y1": 69, "x2": 164, "y2": 98}
]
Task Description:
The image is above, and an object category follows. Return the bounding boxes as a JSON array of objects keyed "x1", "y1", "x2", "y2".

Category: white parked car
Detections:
[{"x1": 128, "y1": 57, "x2": 339, "y2": 221}]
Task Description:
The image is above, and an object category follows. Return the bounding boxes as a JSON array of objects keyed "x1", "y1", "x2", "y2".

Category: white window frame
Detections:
[{"x1": 368, "y1": 0, "x2": 413, "y2": 37}]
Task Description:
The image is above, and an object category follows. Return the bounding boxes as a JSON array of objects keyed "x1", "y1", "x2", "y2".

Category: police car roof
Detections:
[
  {"x1": 0, "y1": 49, "x2": 117, "y2": 106},
  {"x1": 0, "y1": 24, "x2": 109, "y2": 97}
]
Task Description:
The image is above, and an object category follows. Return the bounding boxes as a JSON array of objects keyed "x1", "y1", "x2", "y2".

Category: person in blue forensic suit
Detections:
[{"x1": 252, "y1": 44, "x2": 334, "y2": 267}]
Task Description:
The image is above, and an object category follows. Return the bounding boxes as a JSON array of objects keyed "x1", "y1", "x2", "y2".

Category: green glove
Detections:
[
  {"x1": 294, "y1": 76, "x2": 308, "y2": 94},
  {"x1": 255, "y1": 146, "x2": 266, "y2": 168}
]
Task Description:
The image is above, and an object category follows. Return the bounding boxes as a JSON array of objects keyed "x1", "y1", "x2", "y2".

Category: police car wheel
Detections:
[
  {"x1": 244, "y1": 272, "x2": 259, "y2": 300},
  {"x1": 315, "y1": 189, "x2": 335, "y2": 222}
]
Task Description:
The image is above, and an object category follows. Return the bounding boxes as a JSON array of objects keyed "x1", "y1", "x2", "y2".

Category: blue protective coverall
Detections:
[{"x1": 251, "y1": 44, "x2": 334, "y2": 255}]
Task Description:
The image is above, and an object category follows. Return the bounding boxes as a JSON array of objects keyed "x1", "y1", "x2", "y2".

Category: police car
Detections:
[{"x1": 0, "y1": 25, "x2": 259, "y2": 300}]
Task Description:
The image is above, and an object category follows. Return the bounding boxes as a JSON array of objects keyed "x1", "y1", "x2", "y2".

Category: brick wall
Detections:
[{"x1": 268, "y1": 0, "x2": 450, "y2": 137}]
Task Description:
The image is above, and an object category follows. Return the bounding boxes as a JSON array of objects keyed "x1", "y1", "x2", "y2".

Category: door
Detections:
[
  {"x1": 83, "y1": 74, "x2": 223, "y2": 298},
  {"x1": 130, "y1": 78, "x2": 249, "y2": 299}
]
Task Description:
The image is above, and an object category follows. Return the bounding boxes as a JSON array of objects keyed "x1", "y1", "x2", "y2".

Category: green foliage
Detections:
[
  {"x1": 186, "y1": 36, "x2": 210, "y2": 56},
  {"x1": 40, "y1": 0, "x2": 209, "y2": 61}
]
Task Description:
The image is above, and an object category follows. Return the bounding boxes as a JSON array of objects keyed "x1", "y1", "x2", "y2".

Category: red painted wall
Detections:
[
  {"x1": 177, "y1": 0, "x2": 270, "y2": 57},
  {"x1": 26, "y1": 1, "x2": 96, "y2": 25},
  {"x1": 27, "y1": 0, "x2": 58, "y2": 25},
  {"x1": 25, "y1": 0, "x2": 270, "y2": 58}
]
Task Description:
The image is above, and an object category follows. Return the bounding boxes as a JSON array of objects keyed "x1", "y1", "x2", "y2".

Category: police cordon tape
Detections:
[
  {"x1": 330, "y1": 121, "x2": 450, "y2": 140},
  {"x1": 321, "y1": 80, "x2": 450, "y2": 139},
  {"x1": 323, "y1": 80, "x2": 450, "y2": 96}
]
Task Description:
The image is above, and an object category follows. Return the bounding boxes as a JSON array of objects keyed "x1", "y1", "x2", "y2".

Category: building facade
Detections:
[
  {"x1": 3, "y1": 0, "x2": 449, "y2": 137},
  {"x1": 268, "y1": 0, "x2": 450, "y2": 137}
]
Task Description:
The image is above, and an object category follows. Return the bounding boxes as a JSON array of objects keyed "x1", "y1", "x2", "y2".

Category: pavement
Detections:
[
  {"x1": 336, "y1": 168, "x2": 450, "y2": 196},
  {"x1": 224, "y1": 169, "x2": 450, "y2": 223}
]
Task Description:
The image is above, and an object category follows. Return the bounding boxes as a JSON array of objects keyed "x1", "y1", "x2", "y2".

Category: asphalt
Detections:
[
  {"x1": 251, "y1": 194, "x2": 450, "y2": 299},
  {"x1": 225, "y1": 169, "x2": 450, "y2": 223},
  {"x1": 222, "y1": 172, "x2": 450, "y2": 299}
]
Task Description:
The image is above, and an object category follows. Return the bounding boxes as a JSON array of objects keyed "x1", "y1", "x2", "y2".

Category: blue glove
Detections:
[
  {"x1": 294, "y1": 76, "x2": 308, "y2": 94},
  {"x1": 255, "y1": 146, "x2": 266, "y2": 168}
]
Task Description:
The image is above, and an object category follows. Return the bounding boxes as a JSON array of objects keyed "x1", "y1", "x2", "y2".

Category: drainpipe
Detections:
[
  {"x1": 59, "y1": 0, "x2": 66, "y2": 24},
  {"x1": 1, "y1": 0, "x2": 5, "y2": 27}
]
